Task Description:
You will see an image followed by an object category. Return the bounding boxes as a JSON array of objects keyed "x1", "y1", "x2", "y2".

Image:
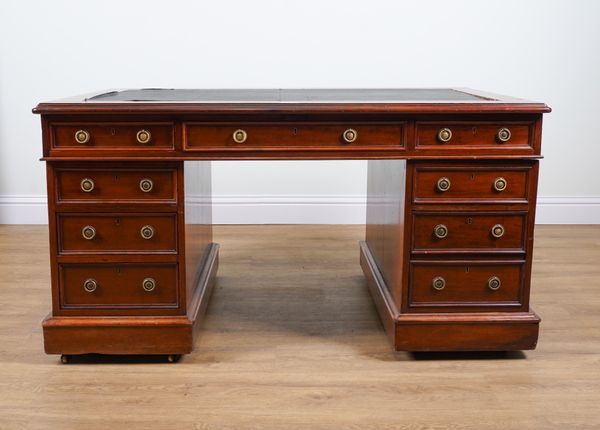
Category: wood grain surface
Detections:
[{"x1": 0, "y1": 225, "x2": 598, "y2": 429}]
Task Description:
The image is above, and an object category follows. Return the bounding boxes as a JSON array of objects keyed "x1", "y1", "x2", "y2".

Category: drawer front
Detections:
[
  {"x1": 416, "y1": 122, "x2": 532, "y2": 151},
  {"x1": 413, "y1": 164, "x2": 530, "y2": 203},
  {"x1": 184, "y1": 123, "x2": 404, "y2": 150},
  {"x1": 51, "y1": 122, "x2": 174, "y2": 150},
  {"x1": 56, "y1": 167, "x2": 177, "y2": 203},
  {"x1": 59, "y1": 263, "x2": 178, "y2": 310},
  {"x1": 412, "y1": 212, "x2": 526, "y2": 253},
  {"x1": 58, "y1": 214, "x2": 177, "y2": 254},
  {"x1": 408, "y1": 261, "x2": 524, "y2": 310}
]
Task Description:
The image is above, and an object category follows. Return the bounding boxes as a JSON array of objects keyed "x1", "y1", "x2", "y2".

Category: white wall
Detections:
[{"x1": 1, "y1": 0, "x2": 599, "y2": 224}]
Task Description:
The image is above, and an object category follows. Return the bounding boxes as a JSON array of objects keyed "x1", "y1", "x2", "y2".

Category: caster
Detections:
[
  {"x1": 60, "y1": 355, "x2": 69, "y2": 364},
  {"x1": 167, "y1": 354, "x2": 181, "y2": 363}
]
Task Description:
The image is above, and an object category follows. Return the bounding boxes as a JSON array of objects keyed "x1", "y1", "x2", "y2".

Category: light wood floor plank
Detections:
[{"x1": 0, "y1": 225, "x2": 599, "y2": 429}]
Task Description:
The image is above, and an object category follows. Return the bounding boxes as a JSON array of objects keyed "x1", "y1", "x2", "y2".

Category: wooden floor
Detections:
[{"x1": 0, "y1": 225, "x2": 599, "y2": 429}]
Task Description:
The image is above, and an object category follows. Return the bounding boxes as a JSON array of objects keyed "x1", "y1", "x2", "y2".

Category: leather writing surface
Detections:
[{"x1": 87, "y1": 88, "x2": 492, "y2": 103}]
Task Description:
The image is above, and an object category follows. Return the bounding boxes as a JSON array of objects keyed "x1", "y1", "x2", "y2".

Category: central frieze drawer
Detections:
[
  {"x1": 408, "y1": 261, "x2": 524, "y2": 311},
  {"x1": 59, "y1": 263, "x2": 178, "y2": 311},
  {"x1": 55, "y1": 167, "x2": 177, "y2": 203},
  {"x1": 183, "y1": 123, "x2": 404, "y2": 150},
  {"x1": 58, "y1": 214, "x2": 177, "y2": 254},
  {"x1": 412, "y1": 212, "x2": 527, "y2": 254}
]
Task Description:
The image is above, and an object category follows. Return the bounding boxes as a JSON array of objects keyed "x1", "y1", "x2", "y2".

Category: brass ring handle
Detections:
[
  {"x1": 139, "y1": 178, "x2": 154, "y2": 193},
  {"x1": 232, "y1": 129, "x2": 247, "y2": 143},
  {"x1": 140, "y1": 225, "x2": 155, "y2": 240},
  {"x1": 496, "y1": 127, "x2": 511, "y2": 143},
  {"x1": 491, "y1": 224, "x2": 505, "y2": 238},
  {"x1": 83, "y1": 278, "x2": 98, "y2": 293},
  {"x1": 437, "y1": 128, "x2": 452, "y2": 143},
  {"x1": 436, "y1": 177, "x2": 451, "y2": 192},
  {"x1": 432, "y1": 276, "x2": 446, "y2": 291},
  {"x1": 433, "y1": 224, "x2": 448, "y2": 239},
  {"x1": 80, "y1": 178, "x2": 95, "y2": 193},
  {"x1": 493, "y1": 177, "x2": 507, "y2": 192},
  {"x1": 487, "y1": 276, "x2": 501, "y2": 291},
  {"x1": 142, "y1": 277, "x2": 156, "y2": 292},
  {"x1": 136, "y1": 129, "x2": 152, "y2": 144},
  {"x1": 81, "y1": 225, "x2": 96, "y2": 240},
  {"x1": 342, "y1": 128, "x2": 358, "y2": 143},
  {"x1": 74, "y1": 130, "x2": 91, "y2": 144}
]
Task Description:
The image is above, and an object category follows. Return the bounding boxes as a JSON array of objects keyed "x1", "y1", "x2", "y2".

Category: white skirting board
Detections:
[{"x1": 1, "y1": 195, "x2": 599, "y2": 225}]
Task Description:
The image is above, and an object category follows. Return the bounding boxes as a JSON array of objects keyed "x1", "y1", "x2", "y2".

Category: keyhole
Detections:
[
  {"x1": 292, "y1": 127, "x2": 298, "y2": 135},
  {"x1": 115, "y1": 266, "x2": 122, "y2": 274},
  {"x1": 466, "y1": 217, "x2": 473, "y2": 225},
  {"x1": 472, "y1": 127, "x2": 477, "y2": 135},
  {"x1": 470, "y1": 173, "x2": 475, "y2": 180},
  {"x1": 114, "y1": 218, "x2": 121, "y2": 226},
  {"x1": 111, "y1": 127, "x2": 116, "y2": 136},
  {"x1": 465, "y1": 266, "x2": 470, "y2": 273}
]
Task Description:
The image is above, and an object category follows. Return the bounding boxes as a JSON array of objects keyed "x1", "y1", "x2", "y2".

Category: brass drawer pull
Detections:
[
  {"x1": 493, "y1": 177, "x2": 507, "y2": 192},
  {"x1": 136, "y1": 129, "x2": 152, "y2": 144},
  {"x1": 433, "y1": 224, "x2": 448, "y2": 239},
  {"x1": 74, "y1": 129, "x2": 91, "y2": 144},
  {"x1": 140, "y1": 225, "x2": 155, "y2": 240},
  {"x1": 437, "y1": 128, "x2": 452, "y2": 143},
  {"x1": 342, "y1": 128, "x2": 358, "y2": 143},
  {"x1": 487, "y1": 276, "x2": 501, "y2": 291},
  {"x1": 436, "y1": 177, "x2": 451, "y2": 192},
  {"x1": 432, "y1": 276, "x2": 446, "y2": 291},
  {"x1": 139, "y1": 178, "x2": 154, "y2": 193},
  {"x1": 81, "y1": 225, "x2": 96, "y2": 240},
  {"x1": 80, "y1": 178, "x2": 95, "y2": 192},
  {"x1": 83, "y1": 278, "x2": 98, "y2": 293},
  {"x1": 142, "y1": 277, "x2": 156, "y2": 292},
  {"x1": 491, "y1": 224, "x2": 505, "y2": 238},
  {"x1": 232, "y1": 129, "x2": 247, "y2": 143},
  {"x1": 496, "y1": 127, "x2": 511, "y2": 143}
]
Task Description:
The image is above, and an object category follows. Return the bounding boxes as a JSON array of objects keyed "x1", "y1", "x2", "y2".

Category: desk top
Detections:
[
  {"x1": 33, "y1": 88, "x2": 550, "y2": 114},
  {"x1": 85, "y1": 88, "x2": 492, "y2": 103}
]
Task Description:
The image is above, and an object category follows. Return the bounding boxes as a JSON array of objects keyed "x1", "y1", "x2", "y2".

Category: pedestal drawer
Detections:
[
  {"x1": 59, "y1": 263, "x2": 178, "y2": 310},
  {"x1": 58, "y1": 214, "x2": 177, "y2": 254},
  {"x1": 55, "y1": 167, "x2": 177, "y2": 203},
  {"x1": 408, "y1": 261, "x2": 524, "y2": 311},
  {"x1": 412, "y1": 212, "x2": 526, "y2": 254},
  {"x1": 413, "y1": 163, "x2": 531, "y2": 203}
]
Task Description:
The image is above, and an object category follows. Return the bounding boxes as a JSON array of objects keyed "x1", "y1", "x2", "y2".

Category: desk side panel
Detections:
[
  {"x1": 365, "y1": 160, "x2": 407, "y2": 307},
  {"x1": 184, "y1": 161, "x2": 214, "y2": 314}
]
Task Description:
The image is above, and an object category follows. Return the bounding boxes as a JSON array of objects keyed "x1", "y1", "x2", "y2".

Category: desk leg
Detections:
[
  {"x1": 362, "y1": 160, "x2": 540, "y2": 351},
  {"x1": 42, "y1": 161, "x2": 219, "y2": 357}
]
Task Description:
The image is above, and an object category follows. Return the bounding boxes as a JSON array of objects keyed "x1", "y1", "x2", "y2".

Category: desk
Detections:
[{"x1": 33, "y1": 88, "x2": 550, "y2": 361}]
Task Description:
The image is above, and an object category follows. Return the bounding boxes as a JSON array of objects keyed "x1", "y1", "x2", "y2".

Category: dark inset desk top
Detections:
[
  {"x1": 33, "y1": 88, "x2": 550, "y2": 115},
  {"x1": 86, "y1": 88, "x2": 493, "y2": 103}
]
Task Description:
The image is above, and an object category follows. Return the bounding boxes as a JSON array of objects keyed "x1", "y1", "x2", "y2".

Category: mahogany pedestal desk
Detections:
[{"x1": 33, "y1": 89, "x2": 550, "y2": 361}]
